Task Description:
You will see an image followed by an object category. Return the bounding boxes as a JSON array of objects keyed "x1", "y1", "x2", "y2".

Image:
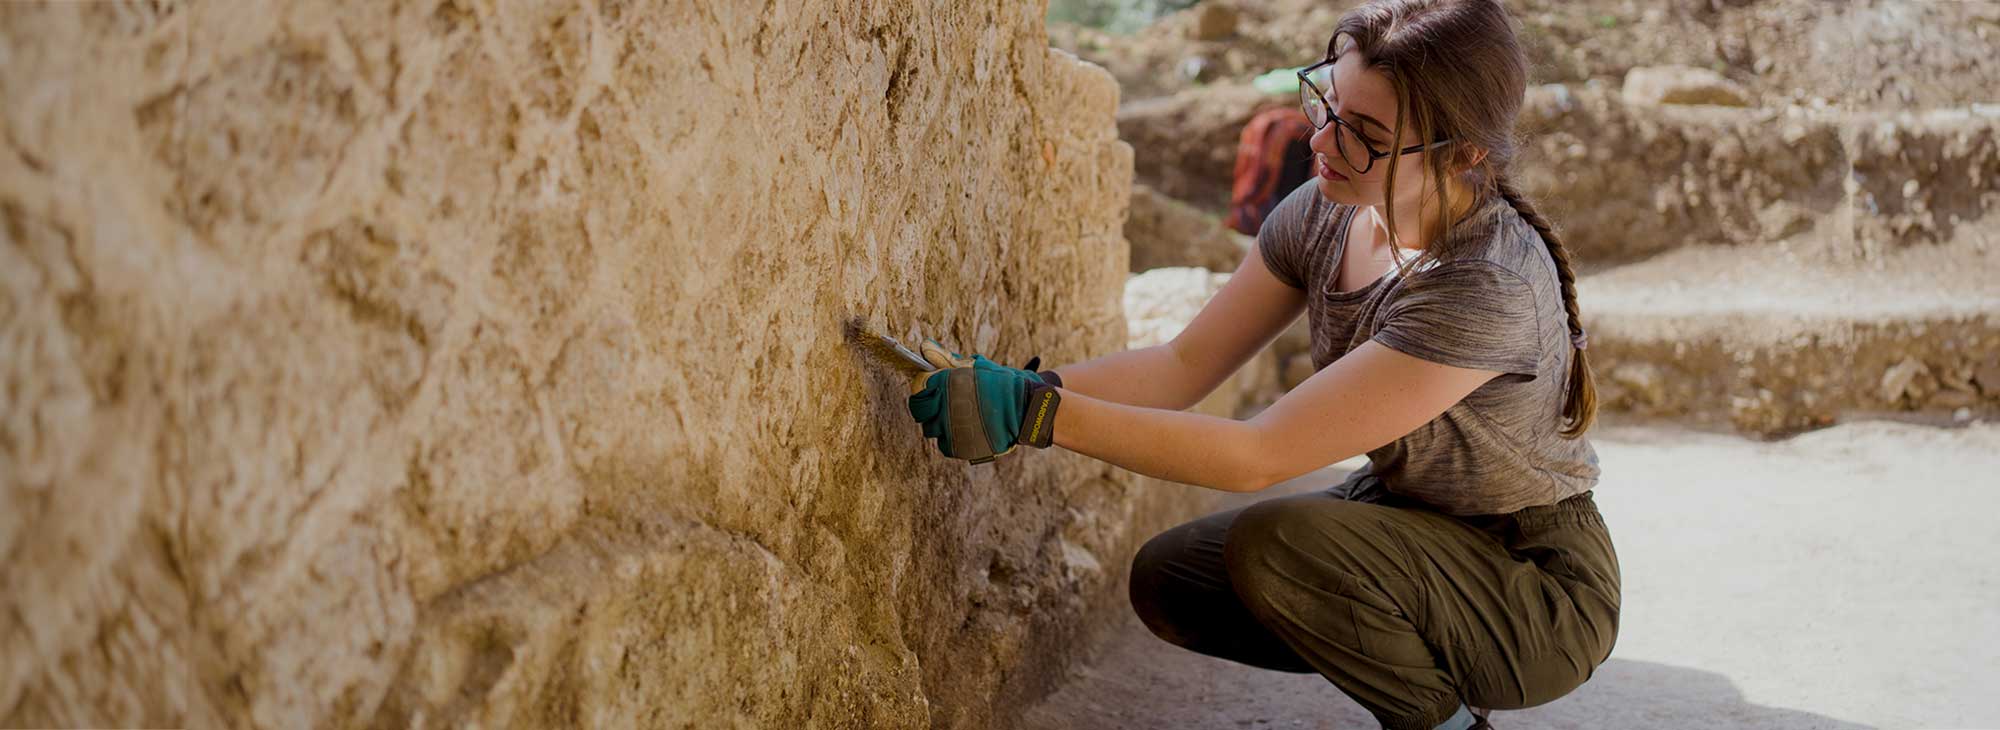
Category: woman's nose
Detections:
[{"x1": 1309, "y1": 122, "x2": 1336, "y2": 156}]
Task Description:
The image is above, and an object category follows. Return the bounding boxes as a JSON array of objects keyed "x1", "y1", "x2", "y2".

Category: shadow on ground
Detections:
[
  {"x1": 1018, "y1": 599, "x2": 1875, "y2": 730},
  {"x1": 1500, "y1": 658, "x2": 1874, "y2": 730}
]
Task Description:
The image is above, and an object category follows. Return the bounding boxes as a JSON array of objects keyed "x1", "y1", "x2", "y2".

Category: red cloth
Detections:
[{"x1": 1225, "y1": 106, "x2": 1314, "y2": 236}]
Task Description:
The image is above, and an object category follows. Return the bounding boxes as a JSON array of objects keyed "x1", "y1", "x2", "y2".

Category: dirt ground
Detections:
[{"x1": 1018, "y1": 419, "x2": 2000, "y2": 729}]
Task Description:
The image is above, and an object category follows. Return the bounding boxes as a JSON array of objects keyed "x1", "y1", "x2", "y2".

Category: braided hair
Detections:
[{"x1": 1332, "y1": 0, "x2": 1598, "y2": 437}]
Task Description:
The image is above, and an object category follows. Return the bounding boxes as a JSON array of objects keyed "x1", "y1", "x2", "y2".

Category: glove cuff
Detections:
[
  {"x1": 1020, "y1": 379, "x2": 1061, "y2": 449},
  {"x1": 1036, "y1": 369, "x2": 1064, "y2": 389}
]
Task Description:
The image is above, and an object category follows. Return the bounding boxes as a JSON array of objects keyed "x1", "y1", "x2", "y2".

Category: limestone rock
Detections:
[
  {"x1": 1125, "y1": 268, "x2": 1282, "y2": 416},
  {"x1": 0, "y1": 3, "x2": 1224, "y2": 729},
  {"x1": 1609, "y1": 363, "x2": 1668, "y2": 409},
  {"x1": 1975, "y1": 358, "x2": 2000, "y2": 397},
  {"x1": 1933, "y1": 388, "x2": 1980, "y2": 409},
  {"x1": 1127, "y1": 268, "x2": 1228, "y2": 348},
  {"x1": 1127, "y1": 183, "x2": 1250, "y2": 273},
  {"x1": 1515, "y1": 83, "x2": 2000, "y2": 264},
  {"x1": 1756, "y1": 201, "x2": 1815, "y2": 241},
  {"x1": 1621, "y1": 65, "x2": 1753, "y2": 107},
  {"x1": 1880, "y1": 357, "x2": 1935, "y2": 406},
  {"x1": 1189, "y1": 3, "x2": 1238, "y2": 41},
  {"x1": 1126, "y1": 80, "x2": 2000, "y2": 266},
  {"x1": 1117, "y1": 83, "x2": 1274, "y2": 211}
]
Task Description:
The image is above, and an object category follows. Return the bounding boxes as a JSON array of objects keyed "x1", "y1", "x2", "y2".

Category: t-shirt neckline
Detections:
[{"x1": 1322, "y1": 204, "x2": 1395, "y2": 301}]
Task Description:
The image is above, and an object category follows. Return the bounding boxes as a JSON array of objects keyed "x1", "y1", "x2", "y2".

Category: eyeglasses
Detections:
[{"x1": 1297, "y1": 57, "x2": 1452, "y2": 175}]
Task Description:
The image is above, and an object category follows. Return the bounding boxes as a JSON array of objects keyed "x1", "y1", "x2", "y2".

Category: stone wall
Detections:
[
  {"x1": 1113, "y1": 79, "x2": 2000, "y2": 267},
  {"x1": 1517, "y1": 83, "x2": 2000, "y2": 265},
  {"x1": 1125, "y1": 183, "x2": 1248, "y2": 274},
  {"x1": 0, "y1": 2, "x2": 1225, "y2": 727}
]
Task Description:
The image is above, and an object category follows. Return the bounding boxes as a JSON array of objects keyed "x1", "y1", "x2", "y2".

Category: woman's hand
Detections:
[{"x1": 906, "y1": 354, "x2": 1060, "y2": 464}]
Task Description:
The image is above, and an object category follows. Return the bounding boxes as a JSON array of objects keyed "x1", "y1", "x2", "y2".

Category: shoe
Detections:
[{"x1": 1469, "y1": 707, "x2": 1493, "y2": 729}]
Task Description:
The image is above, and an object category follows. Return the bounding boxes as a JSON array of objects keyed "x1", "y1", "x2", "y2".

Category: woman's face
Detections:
[{"x1": 1309, "y1": 50, "x2": 1432, "y2": 207}]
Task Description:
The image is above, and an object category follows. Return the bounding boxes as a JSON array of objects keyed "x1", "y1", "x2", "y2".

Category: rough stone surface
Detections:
[
  {"x1": 1072, "y1": 1, "x2": 2000, "y2": 257},
  {"x1": 1125, "y1": 183, "x2": 1248, "y2": 274},
  {"x1": 1115, "y1": 84, "x2": 1277, "y2": 212},
  {"x1": 1580, "y1": 242, "x2": 2000, "y2": 435},
  {"x1": 1620, "y1": 65, "x2": 1751, "y2": 107},
  {"x1": 1124, "y1": 267, "x2": 1284, "y2": 417},
  {"x1": 1115, "y1": 81, "x2": 2000, "y2": 265},
  {"x1": 0, "y1": 2, "x2": 1250, "y2": 728},
  {"x1": 1055, "y1": 0, "x2": 2000, "y2": 113},
  {"x1": 1518, "y1": 84, "x2": 2000, "y2": 265},
  {"x1": 1076, "y1": 0, "x2": 2000, "y2": 440},
  {"x1": 1188, "y1": 3, "x2": 1239, "y2": 42}
]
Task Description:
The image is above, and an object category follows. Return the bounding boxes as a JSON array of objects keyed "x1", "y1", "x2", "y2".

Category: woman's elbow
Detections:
[
  {"x1": 1233, "y1": 460, "x2": 1293, "y2": 493},
  {"x1": 1230, "y1": 475, "x2": 1272, "y2": 494}
]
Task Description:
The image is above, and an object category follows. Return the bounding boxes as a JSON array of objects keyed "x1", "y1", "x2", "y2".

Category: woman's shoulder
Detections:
[
  {"x1": 1268, "y1": 180, "x2": 1337, "y2": 230},
  {"x1": 1418, "y1": 195, "x2": 1555, "y2": 290},
  {"x1": 1258, "y1": 182, "x2": 1345, "y2": 283}
]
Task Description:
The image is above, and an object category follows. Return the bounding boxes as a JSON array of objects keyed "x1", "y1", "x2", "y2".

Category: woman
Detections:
[{"x1": 906, "y1": 1, "x2": 1618, "y2": 727}]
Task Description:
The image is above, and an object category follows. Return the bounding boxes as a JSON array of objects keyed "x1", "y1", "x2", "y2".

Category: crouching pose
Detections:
[{"x1": 907, "y1": 1, "x2": 1618, "y2": 727}]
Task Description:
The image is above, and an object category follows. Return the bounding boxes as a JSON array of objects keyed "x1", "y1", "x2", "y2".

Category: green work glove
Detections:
[{"x1": 906, "y1": 355, "x2": 1063, "y2": 464}]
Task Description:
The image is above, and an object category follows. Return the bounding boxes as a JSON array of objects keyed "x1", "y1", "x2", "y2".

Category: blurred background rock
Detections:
[{"x1": 1068, "y1": 0, "x2": 1999, "y2": 436}]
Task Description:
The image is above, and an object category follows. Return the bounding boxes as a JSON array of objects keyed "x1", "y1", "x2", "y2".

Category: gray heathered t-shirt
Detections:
[{"x1": 1256, "y1": 180, "x2": 1600, "y2": 516}]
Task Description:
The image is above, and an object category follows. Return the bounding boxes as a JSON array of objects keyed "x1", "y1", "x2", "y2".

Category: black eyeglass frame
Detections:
[{"x1": 1296, "y1": 57, "x2": 1453, "y2": 175}]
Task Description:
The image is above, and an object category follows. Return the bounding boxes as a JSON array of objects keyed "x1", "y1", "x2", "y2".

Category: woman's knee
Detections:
[
  {"x1": 1222, "y1": 496, "x2": 1371, "y2": 590},
  {"x1": 1463, "y1": 646, "x2": 1595, "y2": 710},
  {"x1": 1127, "y1": 532, "x2": 1168, "y2": 598},
  {"x1": 1127, "y1": 528, "x2": 1191, "y2": 640},
  {"x1": 1223, "y1": 497, "x2": 1422, "y2": 644},
  {"x1": 1221, "y1": 503, "x2": 1291, "y2": 611}
]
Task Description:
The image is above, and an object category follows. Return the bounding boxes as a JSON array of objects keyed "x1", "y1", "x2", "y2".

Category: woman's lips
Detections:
[{"x1": 1316, "y1": 155, "x2": 1348, "y2": 181}]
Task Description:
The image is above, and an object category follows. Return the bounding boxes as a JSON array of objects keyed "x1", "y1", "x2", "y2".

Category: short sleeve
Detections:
[
  {"x1": 1255, "y1": 181, "x2": 1323, "y2": 290},
  {"x1": 1372, "y1": 262, "x2": 1542, "y2": 378}
]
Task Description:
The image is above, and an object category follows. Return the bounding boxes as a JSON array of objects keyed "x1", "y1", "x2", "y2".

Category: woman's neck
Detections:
[{"x1": 1367, "y1": 179, "x2": 1477, "y2": 253}]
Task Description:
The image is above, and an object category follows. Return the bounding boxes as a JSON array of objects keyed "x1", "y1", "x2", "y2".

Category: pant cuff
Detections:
[{"x1": 1379, "y1": 702, "x2": 1469, "y2": 730}]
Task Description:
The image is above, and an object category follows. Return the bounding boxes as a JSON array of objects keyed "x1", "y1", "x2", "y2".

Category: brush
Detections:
[{"x1": 843, "y1": 316, "x2": 938, "y2": 379}]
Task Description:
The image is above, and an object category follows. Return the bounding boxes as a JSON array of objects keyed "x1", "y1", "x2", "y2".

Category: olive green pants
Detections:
[{"x1": 1128, "y1": 483, "x2": 1620, "y2": 730}]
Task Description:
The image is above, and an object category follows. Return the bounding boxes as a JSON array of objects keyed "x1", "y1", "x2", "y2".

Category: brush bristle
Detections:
[{"x1": 844, "y1": 316, "x2": 932, "y2": 377}]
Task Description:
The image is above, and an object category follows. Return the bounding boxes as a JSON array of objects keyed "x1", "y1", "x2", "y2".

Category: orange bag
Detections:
[{"x1": 1225, "y1": 105, "x2": 1315, "y2": 236}]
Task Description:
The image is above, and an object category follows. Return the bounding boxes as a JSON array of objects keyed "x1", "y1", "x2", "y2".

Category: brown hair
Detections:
[{"x1": 1330, "y1": 0, "x2": 1597, "y2": 437}]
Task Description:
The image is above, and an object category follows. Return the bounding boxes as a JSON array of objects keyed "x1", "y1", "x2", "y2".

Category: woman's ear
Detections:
[{"x1": 1458, "y1": 145, "x2": 1490, "y2": 172}]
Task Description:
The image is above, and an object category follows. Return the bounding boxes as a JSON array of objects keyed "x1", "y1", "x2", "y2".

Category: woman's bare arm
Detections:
[{"x1": 1042, "y1": 344, "x2": 1205, "y2": 411}]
